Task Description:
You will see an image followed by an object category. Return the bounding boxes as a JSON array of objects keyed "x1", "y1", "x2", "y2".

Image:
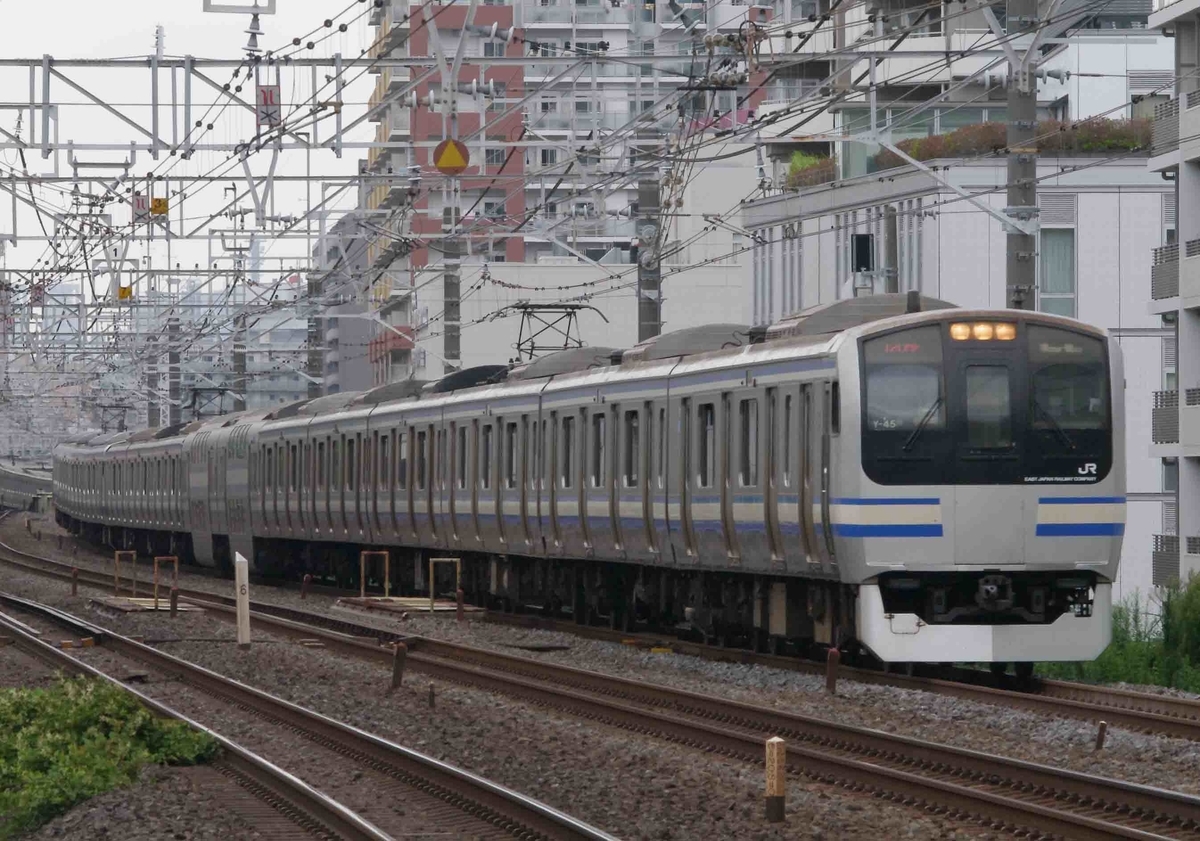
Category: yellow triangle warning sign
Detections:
[{"x1": 434, "y1": 139, "x2": 469, "y2": 175}]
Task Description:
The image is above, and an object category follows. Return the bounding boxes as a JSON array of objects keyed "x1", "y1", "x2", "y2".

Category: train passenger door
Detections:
[{"x1": 951, "y1": 355, "x2": 1024, "y2": 565}]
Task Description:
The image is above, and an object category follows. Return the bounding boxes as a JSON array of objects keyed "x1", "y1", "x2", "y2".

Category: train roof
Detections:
[{"x1": 56, "y1": 294, "x2": 1121, "y2": 451}]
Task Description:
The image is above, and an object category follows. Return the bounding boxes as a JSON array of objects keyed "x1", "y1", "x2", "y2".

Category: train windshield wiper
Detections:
[
  {"x1": 902, "y1": 395, "x2": 943, "y2": 452},
  {"x1": 1033, "y1": 399, "x2": 1075, "y2": 451}
]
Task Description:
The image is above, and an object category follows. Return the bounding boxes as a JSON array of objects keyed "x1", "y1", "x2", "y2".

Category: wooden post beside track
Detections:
[
  {"x1": 152, "y1": 557, "x2": 177, "y2": 612},
  {"x1": 765, "y1": 737, "x2": 786, "y2": 822},
  {"x1": 825, "y1": 648, "x2": 840, "y2": 695},
  {"x1": 360, "y1": 551, "x2": 390, "y2": 599},
  {"x1": 390, "y1": 642, "x2": 408, "y2": 693},
  {"x1": 113, "y1": 551, "x2": 135, "y2": 597},
  {"x1": 428, "y1": 557, "x2": 461, "y2": 614}
]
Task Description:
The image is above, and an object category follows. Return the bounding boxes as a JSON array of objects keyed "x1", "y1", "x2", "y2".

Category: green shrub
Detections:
[
  {"x1": 1039, "y1": 575, "x2": 1200, "y2": 693},
  {"x1": 786, "y1": 152, "x2": 838, "y2": 189},
  {"x1": 0, "y1": 676, "x2": 218, "y2": 839},
  {"x1": 871, "y1": 118, "x2": 1152, "y2": 173}
]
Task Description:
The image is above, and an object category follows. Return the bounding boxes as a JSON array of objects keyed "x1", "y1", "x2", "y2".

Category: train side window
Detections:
[
  {"x1": 480, "y1": 424, "x2": 493, "y2": 490},
  {"x1": 657, "y1": 408, "x2": 666, "y2": 489},
  {"x1": 416, "y1": 430, "x2": 427, "y2": 490},
  {"x1": 561, "y1": 415, "x2": 575, "y2": 489},
  {"x1": 591, "y1": 412, "x2": 607, "y2": 488},
  {"x1": 783, "y1": 395, "x2": 793, "y2": 488},
  {"x1": 530, "y1": 419, "x2": 540, "y2": 491},
  {"x1": 398, "y1": 431, "x2": 408, "y2": 490},
  {"x1": 291, "y1": 444, "x2": 299, "y2": 492},
  {"x1": 541, "y1": 419, "x2": 549, "y2": 488},
  {"x1": 504, "y1": 422, "x2": 518, "y2": 489},
  {"x1": 331, "y1": 440, "x2": 341, "y2": 489},
  {"x1": 739, "y1": 398, "x2": 759, "y2": 487},
  {"x1": 346, "y1": 437, "x2": 357, "y2": 491},
  {"x1": 278, "y1": 446, "x2": 286, "y2": 492},
  {"x1": 266, "y1": 448, "x2": 274, "y2": 490},
  {"x1": 457, "y1": 425, "x2": 468, "y2": 489},
  {"x1": 379, "y1": 433, "x2": 389, "y2": 490},
  {"x1": 436, "y1": 428, "x2": 446, "y2": 489},
  {"x1": 623, "y1": 410, "x2": 639, "y2": 488},
  {"x1": 317, "y1": 441, "x2": 326, "y2": 489},
  {"x1": 698, "y1": 403, "x2": 716, "y2": 488},
  {"x1": 830, "y1": 382, "x2": 841, "y2": 435}
]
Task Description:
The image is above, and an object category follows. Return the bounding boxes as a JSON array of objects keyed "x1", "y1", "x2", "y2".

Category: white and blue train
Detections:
[{"x1": 53, "y1": 293, "x2": 1124, "y2": 670}]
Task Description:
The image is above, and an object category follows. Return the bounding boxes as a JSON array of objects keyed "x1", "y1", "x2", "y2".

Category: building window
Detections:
[
  {"x1": 483, "y1": 41, "x2": 504, "y2": 56},
  {"x1": 483, "y1": 201, "x2": 504, "y2": 219},
  {"x1": 485, "y1": 148, "x2": 506, "y2": 166},
  {"x1": 540, "y1": 148, "x2": 558, "y2": 166},
  {"x1": 1039, "y1": 229, "x2": 1076, "y2": 317},
  {"x1": 1164, "y1": 459, "x2": 1179, "y2": 493}
]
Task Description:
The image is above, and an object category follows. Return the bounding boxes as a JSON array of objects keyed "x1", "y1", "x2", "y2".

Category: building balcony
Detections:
[
  {"x1": 1184, "y1": 388, "x2": 1200, "y2": 454},
  {"x1": 1154, "y1": 389, "x2": 1180, "y2": 445},
  {"x1": 523, "y1": 4, "x2": 627, "y2": 24},
  {"x1": 1153, "y1": 534, "x2": 1180, "y2": 587},
  {"x1": 1153, "y1": 97, "x2": 1179, "y2": 152},
  {"x1": 1152, "y1": 243, "x2": 1179, "y2": 302},
  {"x1": 1182, "y1": 239, "x2": 1200, "y2": 309}
]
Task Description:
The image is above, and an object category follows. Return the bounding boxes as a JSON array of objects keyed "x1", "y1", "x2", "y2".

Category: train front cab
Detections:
[{"x1": 835, "y1": 312, "x2": 1123, "y2": 665}]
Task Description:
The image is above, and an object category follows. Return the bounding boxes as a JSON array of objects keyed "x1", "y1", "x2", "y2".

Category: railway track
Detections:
[
  {"x1": 7, "y1": 535, "x2": 1200, "y2": 837},
  {"x1": 6, "y1": 525, "x2": 1200, "y2": 745},
  {"x1": 0, "y1": 591, "x2": 617, "y2": 841},
  {"x1": 171, "y1": 593, "x2": 1200, "y2": 841},
  {"x1": 0, "y1": 604, "x2": 391, "y2": 841}
]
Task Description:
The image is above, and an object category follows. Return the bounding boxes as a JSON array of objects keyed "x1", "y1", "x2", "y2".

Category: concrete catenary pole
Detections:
[
  {"x1": 637, "y1": 179, "x2": 663, "y2": 342},
  {"x1": 1005, "y1": 0, "x2": 1040, "y2": 310}
]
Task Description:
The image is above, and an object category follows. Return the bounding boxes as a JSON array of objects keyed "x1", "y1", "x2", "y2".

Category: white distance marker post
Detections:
[{"x1": 234, "y1": 552, "x2": 251, "y2": 649}]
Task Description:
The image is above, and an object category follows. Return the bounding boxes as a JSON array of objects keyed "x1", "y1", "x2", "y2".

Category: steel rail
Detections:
[
  {"x1": 3, "y1": 531, "x2": 1200, "y2": 740},
  {"x1": 0, "y1": 610, "x2": 392, "y2": 841},
  {"x1": 169, "y1": 595, "x2": 1200, "y2": 841},
  {"x1": 0, "y1": 591, "x2": 618, "y2": 841},
  {"x1": 6, "y1": 535, "x2": 1200, "y2": 838}
]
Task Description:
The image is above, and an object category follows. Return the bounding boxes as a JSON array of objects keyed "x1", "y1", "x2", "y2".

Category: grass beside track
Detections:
[
  {"x1": 0, "y1": 676, "x2": 218, "y2": 839},
  {"x1": 1039, "y1": 575, "x2": 1200, "y2": 692}
]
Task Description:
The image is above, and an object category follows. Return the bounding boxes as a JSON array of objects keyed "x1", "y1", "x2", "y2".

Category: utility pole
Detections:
[
  {"x1": 306, "y1": 273, "x2": 323, "y2": 398},
  {"x1": 636, "y1": 179, "x2": 663, "y2": 342},
  {"x1": 1000, "y1": 0, "x2": 1043, "y2": 309},
  {"x1": 146, "y1": 335, "x2": 159, "y2": 428},
  {"x1": 167, "y1": 314, "x2": 181, "y2": 426},
  {"x1": 442, "y1": 225, "x2": 462, "y2": 375},
  {"x1": 232, "y1": 313, "x2": 247, "y2": 413},
  {"x1": 883, "y1": 205, "x2": 899, "y2": 294}
]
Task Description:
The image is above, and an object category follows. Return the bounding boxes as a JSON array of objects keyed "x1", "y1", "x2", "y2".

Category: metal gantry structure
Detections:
[{"x1": 0, "y1": 0, "x2": 1101, "y2": 447}]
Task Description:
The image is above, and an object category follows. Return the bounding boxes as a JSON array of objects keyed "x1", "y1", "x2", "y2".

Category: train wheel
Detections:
[
  {"x1": 1014, "y1": 662, "x2": 1034, "y2": 683},
  {"x1": 989, "y1": 662, "x2": 1008, "y2": 679}
]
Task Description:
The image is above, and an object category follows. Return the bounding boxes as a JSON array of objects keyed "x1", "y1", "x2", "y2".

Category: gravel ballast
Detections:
[
  {"x1": 2, "y1": 514, "x2": 1196, "y2": 837},
  {"x1": 0, "y1": 524, "x2": 1005, "y2": 840}
]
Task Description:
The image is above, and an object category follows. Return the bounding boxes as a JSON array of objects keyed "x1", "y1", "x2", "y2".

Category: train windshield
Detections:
[{"x1": 860, "y1": 321, "x2": 1111, "y2": 486}]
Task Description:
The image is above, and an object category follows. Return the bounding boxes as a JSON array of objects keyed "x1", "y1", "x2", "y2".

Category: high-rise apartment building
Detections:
[
  {"x1": 1146, "y1": 0, "x2": 1200, "y2": 586},
  {"x1": 362, "y1": 0, "x2": 765, "y2": 381}
]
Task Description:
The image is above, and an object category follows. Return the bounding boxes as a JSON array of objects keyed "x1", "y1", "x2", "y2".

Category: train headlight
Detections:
[{"x1": 950, "y1": 322, "x2": 1016, "y2": 341}]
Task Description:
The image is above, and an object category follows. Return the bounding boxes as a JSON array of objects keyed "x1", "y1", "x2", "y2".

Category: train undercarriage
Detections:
[{"x1": 57, "y1": 511, "x2": 1099, "y2": 674}]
